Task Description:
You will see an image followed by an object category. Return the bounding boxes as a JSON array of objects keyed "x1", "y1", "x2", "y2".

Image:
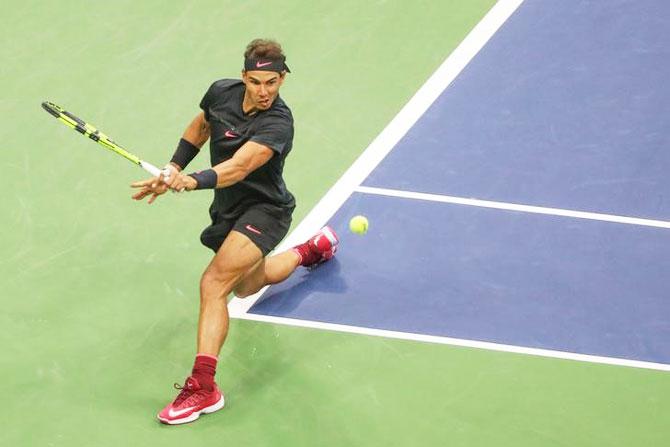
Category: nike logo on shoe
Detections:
[
  {"x1": 256, "y1": 61, "x2": 273, "y2": 68},
  {"x1": 168, "y1": 406, "x2": 197, "y2": 418}
]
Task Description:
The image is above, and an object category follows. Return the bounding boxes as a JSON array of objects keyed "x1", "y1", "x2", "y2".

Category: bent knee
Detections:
[
  {"x1": 232, "y1": 260, "x2": 265, "y2": 298},
  {"x1": 232, "y1": 282, "x2": 259, "y2": 299}
]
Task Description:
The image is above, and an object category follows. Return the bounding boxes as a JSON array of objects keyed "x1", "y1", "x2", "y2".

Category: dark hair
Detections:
[{"x1": 244, "y1": 38, "x2": 285, "y2": 60}]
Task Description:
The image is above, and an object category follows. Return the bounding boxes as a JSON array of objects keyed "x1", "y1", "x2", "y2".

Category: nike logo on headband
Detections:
[{"x1": 256, "y1": 61, "x2": 273, "y2": 68}]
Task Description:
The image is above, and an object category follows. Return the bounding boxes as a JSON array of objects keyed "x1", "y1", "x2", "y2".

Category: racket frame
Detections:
[{"x1": 42, "y1": 101, "x2": 166, "y2": 178}]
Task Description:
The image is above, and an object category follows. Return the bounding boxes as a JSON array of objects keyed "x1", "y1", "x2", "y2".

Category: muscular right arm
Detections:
[
  {"x1": 184, "y1": 111, "x2": 211, "y2": 148},
  {"x1": 170, "y1": 112, "x2": 211, "y2": 172}
]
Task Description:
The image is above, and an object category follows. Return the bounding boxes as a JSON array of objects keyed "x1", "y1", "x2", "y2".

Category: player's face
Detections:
[{"x1": 242, "y1": 71, "x2": 285, "y2": 111}]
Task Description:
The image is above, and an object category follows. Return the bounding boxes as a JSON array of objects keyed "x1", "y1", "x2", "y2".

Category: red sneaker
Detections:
[
  {"x1": 157, "y1": 376, "x2": 225, "y2": 425},
  {"x1": 292, "y1": 226, "x2": 339, "y2": 267}
]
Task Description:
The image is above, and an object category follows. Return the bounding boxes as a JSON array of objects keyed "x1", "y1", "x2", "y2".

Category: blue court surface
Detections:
[
  {"x1": 246, "y1": 0, "x2": 670, "y2": 367},
  {"x1": 364, "y1": 0, "x2": 670, "y2": 220}
]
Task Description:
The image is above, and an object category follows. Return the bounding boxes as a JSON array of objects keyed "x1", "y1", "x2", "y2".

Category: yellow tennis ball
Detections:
[{"x1": 349, "y1": 215, "x2": 369, "y2": 235}]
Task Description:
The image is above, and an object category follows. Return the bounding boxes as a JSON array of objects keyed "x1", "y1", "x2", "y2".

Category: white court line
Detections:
[
  {"x1": 229, "y1": 0, "x2": 527, "y2": 317},
  {"x1": 234, "y1": 313, "x2": 670, "y2": 372},
  {"x1": 356, "y1": 185, "x2": 670, "y2": 229}
]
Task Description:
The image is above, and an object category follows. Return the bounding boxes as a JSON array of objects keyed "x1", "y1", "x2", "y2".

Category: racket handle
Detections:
[{"x1": 140, "y1": 161, "x2": 171, "y2": 180}]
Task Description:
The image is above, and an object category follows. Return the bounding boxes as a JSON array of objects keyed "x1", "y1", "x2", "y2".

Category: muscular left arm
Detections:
[
  {"x1": 171, "y1": 141, "x2": 274, "y2": 191},
  {"x1": 211, "y1": 141, "x2": 274, "y2": 187}
]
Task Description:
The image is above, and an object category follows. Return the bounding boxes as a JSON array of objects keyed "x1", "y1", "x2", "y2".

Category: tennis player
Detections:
[{"x1": 131, "y1": 38, "x2": 338, "y2": 425}]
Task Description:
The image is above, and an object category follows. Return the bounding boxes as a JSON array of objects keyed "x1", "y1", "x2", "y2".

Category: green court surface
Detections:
[{"x1": 2, "y1": 1, "x2": 669, "y2": 445}]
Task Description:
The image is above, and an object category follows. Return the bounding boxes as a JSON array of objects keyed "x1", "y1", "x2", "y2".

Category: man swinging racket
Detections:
[{"x1": 131, "y1": 38, "x2": 339, "y2": 425}]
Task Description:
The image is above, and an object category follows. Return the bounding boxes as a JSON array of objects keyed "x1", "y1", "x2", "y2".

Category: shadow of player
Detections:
[{"x1": 250, "y1": 258, "x2": 347, "y2": 314}]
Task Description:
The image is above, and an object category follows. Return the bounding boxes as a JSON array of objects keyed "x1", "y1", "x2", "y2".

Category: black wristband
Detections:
[
  {"x1": 170, "y1": 138, "x2": 199, "y2": 170},
  {"x1": 188, "y1": 169, "x2": 218, "y2": 190}
]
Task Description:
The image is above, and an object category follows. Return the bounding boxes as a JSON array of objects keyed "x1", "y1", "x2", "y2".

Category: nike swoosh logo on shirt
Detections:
[
  {"x1": 168, "y1": 406, "x2": 197, "y2": 418},
  {"x1": 224, "y1": 130, "x2": 238, "y2": 138},
  {"x1": 256, "y1": 61, "x2": 273, "y2": 68}
]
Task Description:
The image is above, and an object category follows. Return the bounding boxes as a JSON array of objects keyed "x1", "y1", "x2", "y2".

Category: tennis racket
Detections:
[{"x1": 41, "y1": 101, "x2": 170, "y2": 179}]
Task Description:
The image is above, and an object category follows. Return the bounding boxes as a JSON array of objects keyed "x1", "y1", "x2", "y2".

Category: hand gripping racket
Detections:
[{"x1": 41, "y1": 101, "x2": 170, "y2": 179}]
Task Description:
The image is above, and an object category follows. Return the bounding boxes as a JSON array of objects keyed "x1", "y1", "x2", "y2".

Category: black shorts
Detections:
[{"x1": 200, "y1": 203, "x2": 293, "y2": 256}]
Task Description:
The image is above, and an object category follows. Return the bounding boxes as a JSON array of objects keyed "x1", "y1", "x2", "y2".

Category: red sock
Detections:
[{"x1": 192, "y1": 354, "x2": 217, "y2": 390}]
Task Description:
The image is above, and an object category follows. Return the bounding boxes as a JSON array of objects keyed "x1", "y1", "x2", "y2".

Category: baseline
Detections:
[{"x1": 234, "y1": 312, "x2": 670, "y2": 372}]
